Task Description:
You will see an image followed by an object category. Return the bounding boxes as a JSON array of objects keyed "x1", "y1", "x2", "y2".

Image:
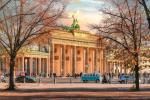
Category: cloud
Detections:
[
  {"x1": 61, "y1": 10, "x2": 103, "y2": 32},
  {"x1": 62, "y1": 0, "x2": 104, "y2": 32},
  {"x1": 66, "y1": 0, "x2": 103, "y2": 11}
]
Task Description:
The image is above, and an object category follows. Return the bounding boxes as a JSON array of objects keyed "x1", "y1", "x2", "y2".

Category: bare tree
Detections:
[
  {"x1": 138, "y1": 0, "x2": 150, "y2": 29},
  {"x1": 92, "y1": 0, "x2": 148, "y2": 90},
  {"x1": 0, "y1": 0, "x2": 65, "y2": 90},
  {"x1": 0, "y1": 0, "x2": 11, "y2": 10}
]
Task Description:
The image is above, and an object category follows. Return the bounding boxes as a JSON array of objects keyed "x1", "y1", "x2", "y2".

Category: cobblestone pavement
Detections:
[{"x1": 1, "y1": 83, "x2": 150, "y2": 100}]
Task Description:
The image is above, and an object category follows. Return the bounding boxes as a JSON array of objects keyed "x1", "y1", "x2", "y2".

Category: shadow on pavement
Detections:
[
  {"x1": 1, "y1": 87, "x2": 150, "y2": 93},
  {"x1": 0, "y1": 95, "x2": 150, "y2": 100}
]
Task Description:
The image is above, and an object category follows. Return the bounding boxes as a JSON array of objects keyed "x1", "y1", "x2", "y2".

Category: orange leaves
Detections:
[
  {"x1": 20, "y1": 0, "x2": 26, "y2": 4},
  {"x1": 37, "y1": 0, "x2": 49, "y2": 4},
  {"x1": 132, "y1": 59, "x2": 137, "y2": 65}
]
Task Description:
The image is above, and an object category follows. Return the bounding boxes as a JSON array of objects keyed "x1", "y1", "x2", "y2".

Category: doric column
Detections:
[
  {"x1": 41, "y1": 58, "x2": 43, "y2": 74},
  {"x1": 30, "y1": 57, "x2": 33, "y2": 76},
  {"x1": 109, "y1": 61, "x2": 111, "y2": 73},
  {"x1": 46, "y1": 58, "x2": 49, "y2": 77},
  {"x1": 35, "y1": 58, "x2": 37, "y2": 76},
  {"x1": 108, "y1": 61, "x2": 111, "y2": 73},
  {"x1": 61, "y1": 45, "x2": 66, "y2": 76},
  {"x1": 94, "y1": 49, "x2": 97, "y2": 72},
  {"x1": 75, "y1": 46, "x2": 77, "y2": 74},
  {"x1": 101, "y1": 49, "x2": 105, "y2": 74},
  {"x1": 113, "y1": 62, "x2": 116, "y2": 74},
  {"x1": 22, "y1": 57, "x2": 24, "y2": 73},
  {"x1": 41, "y1": 58, "x2": 46, "y2": 74},
  {"x1": 43, "y1": 58, "x2": 48, "y2": 77},
  {"x1": 106, "y1": 60, "x2": 108, "y2": 73},
  {"x1": 85, "y1": 48, "x2": 89, "y2": 73},
  {"x1": 39, "y1": 58, "x2": 41, "y2": 74},
  {"x1": 83, "y1": 48, "x2": 86, "y2": 73},
  {"x1": 33, "y1": 58, "x2": 36, "y2": 76},
  {"x1": 50, "y1": 43, "x2": 54, "y2": 74},
  {"x1": 92, "y1": 49, "x2": 95, "y2": 72},
  {"x1": 92, "y1": 49, "x2": 94, "y2": 72},
  {"x1": 70, "y1": 47, "x2": 73, "y2": 75},
  {"x1": 60, "y1": 45, "x2": 62, "y2": 76},
  {"x1": 106, "y1": 61, "x2": 108, "y2": 73},
  {"x1": 112, "y1": 62, "x2": 114, "y2": 73},
  {"x1": 72, "y1": 46, "x2": 76, "y2": 75},
  {"x1": 99, "y1": 49, "x2": 102, "y2": 74},
  {"x1": 118, "y1": 62, "x2": 121, "y2": 74},
  {"x1": 24, "y1": 58, "x2": 27, "y2": 74},
  {"x1": 110, "y1": 61, "x2": 114, "y2": 73},
  {"x1": 89, "y1": 48, "x2": 94, "y2": 73},
  {"x1": 18, "y1": 58, "x2": 20, "y2": 72},
  {"x1": 120, "y1": 62, "x2": 122, "y2": 74},
  {"x1": 121, "y1": 62, "x2": 124, "y2": 73},
  {"x1": 47, "y1": 55, "x2": 50, "y2": 77}
]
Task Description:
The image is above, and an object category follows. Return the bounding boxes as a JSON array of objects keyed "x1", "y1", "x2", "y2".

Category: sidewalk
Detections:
[
  {"x1": 1, "y1": 83, "x2": 150, "y2": 91},
  {"x1": 1, "y1": 83, "x2": 150, "y2": 100}
]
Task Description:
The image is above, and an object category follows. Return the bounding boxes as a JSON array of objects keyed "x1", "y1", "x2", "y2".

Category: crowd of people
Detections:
[
  {"x1": 0, "y1": 73, "x2": 7, "y2": 83},
  {"x1": 141, "y1": 72, "x2": 150, "y2": 84},
  {"x1": 1, "y1": 71, "x2": 150, "y2": 84},
  {"x1": 102, "y1": 73, "x2": 115, "y2": 84}
]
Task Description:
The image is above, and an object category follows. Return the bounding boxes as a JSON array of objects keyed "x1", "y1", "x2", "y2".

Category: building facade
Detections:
[
  {"x1": 106, "y1": 60, "x2": 125, "y2": 74},
  {"x1": 139, "y1": 46, "x2": 150, "y2": 73},
  {"x1": 106, "y1": 46, "x2": 150, "y2": 74},
  {"x1": 0, "y1": 30, "x2": 106, "y2": 77}
]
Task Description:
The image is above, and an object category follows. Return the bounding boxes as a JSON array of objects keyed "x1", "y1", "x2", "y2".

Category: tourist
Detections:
[
  {"x1": 80, "y1": 72, "x2": 82, "y2": 77},
  {"x1": 102, "y1": 74, "x2": 108, "y2": 83}
]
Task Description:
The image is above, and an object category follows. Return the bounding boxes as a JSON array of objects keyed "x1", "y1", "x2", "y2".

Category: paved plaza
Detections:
[
  {"x1": 1, "y1": 77, "x2": 150, "y2": 100},
  {"x1": 1, "y1": 83, "x2": 150, "y2": 100}
]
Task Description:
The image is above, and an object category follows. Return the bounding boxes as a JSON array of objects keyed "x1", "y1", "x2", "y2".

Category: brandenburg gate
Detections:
[{"x1": 0, "y1": 29, "x2": 106, "y2": 77}]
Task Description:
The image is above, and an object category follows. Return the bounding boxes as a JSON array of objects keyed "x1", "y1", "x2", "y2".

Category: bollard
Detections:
[
  {"x1": 70, "y1": 77, "x2": 72, "y2": 84},
  {"x1": 39, "y1": 77, "x2": 41, "y2": 83},
  {"x1": 54, "y1": 77, "x2": 56, "y2": 84},
  {"x1": 126, "y1": 78, "x2": 127, "y2": 84},
  {"x1": 24, "y1": 77, "x2": 25, "y2": 83}
]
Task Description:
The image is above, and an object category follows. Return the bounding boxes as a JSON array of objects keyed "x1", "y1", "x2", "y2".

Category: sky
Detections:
[{"x1": 61, "y1": 0, "x2": 105, "y2": 32}]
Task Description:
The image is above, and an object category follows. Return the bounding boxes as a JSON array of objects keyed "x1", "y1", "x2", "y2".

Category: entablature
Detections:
[{"x1": 51, "y1": 37, "x2": 102, "y2": 48}]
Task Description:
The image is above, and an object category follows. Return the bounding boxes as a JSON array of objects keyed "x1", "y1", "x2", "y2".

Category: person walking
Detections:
[{"x1": 102, "y1": 74, "x2": 108, "y2": 84}]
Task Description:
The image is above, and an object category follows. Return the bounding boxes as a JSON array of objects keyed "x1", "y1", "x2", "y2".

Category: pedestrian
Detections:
[
  {"x1": 143, "y1": 72, "x2": 146, "y2": 84},
  {"x1": 0, "y1": 73, "x2": 6, "y2": 83},
  {"x1": 109, "y1": 73, "x2": 111, "y2": 84},
  {"x1": 102, "y1": 74, "x2": 107, "y2": 84},
  {"x1": 80, "y1": 72, "x2": 82, "y2": 77},
  {"x1": 75, "y1": 73, "x2": 77, "y2": 78}
]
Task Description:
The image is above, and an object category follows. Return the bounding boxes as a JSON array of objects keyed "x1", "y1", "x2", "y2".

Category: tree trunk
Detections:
[
  {"x1": 7, "y1": 55, "x2": 16, "y2": 90},
  {"x1": 134, "y1": 64, "x2": 139, "y2": 90},
  {"x1": 134, "y1": 53, "x2": 140, "y2": 91}
]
